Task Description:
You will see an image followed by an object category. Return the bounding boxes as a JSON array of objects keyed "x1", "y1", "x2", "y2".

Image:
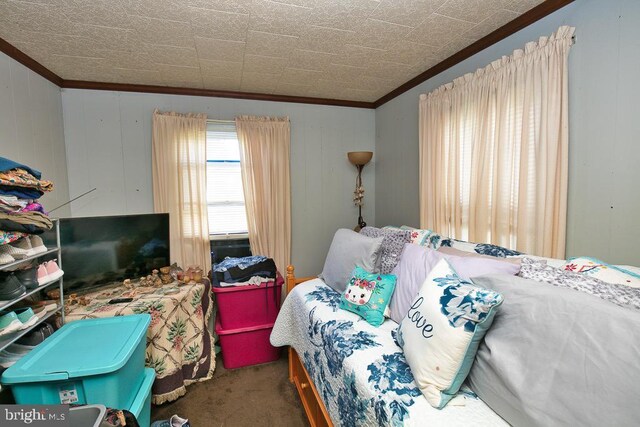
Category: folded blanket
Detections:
[
  {"x1": 0, "y1": 168, "x2": 53, "y2": 193},
  {"x1": 0, "y1": 185, "x2": 42, "y2": 199},
  {"x1": 0, "y1": 211, "x2": 52, "y2": 234},
  {"x1": 0, "y1": 157, "x2": 41, "y2": 180}
]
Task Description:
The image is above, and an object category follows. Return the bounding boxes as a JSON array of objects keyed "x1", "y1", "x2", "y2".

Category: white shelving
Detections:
[{"x1": 0, "y1": 219, "x2": 64, "y2": 352}]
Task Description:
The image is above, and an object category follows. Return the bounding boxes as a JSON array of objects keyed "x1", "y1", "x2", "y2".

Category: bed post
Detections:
[{"x1": 287, "y1": 265, "x2": 296, "y2": 384}]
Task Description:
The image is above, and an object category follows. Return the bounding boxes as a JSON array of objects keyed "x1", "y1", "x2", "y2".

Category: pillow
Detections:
[
  {"x1": 339, "y1": 266, "x2": 396, "y2": 327},
  {"x1": 320, "y1": 229, "x2": 383, "y2": 293},
  {"x1": 389, "y1": 244, "x2": 519, "y2": 324},
  {"x1": 359, "y1": 226, "x2": 412, "y2": 274},
  {"x1": 562, "y1": 256, "x2": 640, "y2": 288},
  {"x1": 469, "y1": 274, "x2": 640, "y2": 427},
  {"x1": 519, "y1": 257, "x2": 640, "y2": 311},
  {"x1": 400, "y1": 226, "x2": 445, "y2": 248},
  {"x1": 397, "y1": 259, "x2": 503, "y2": 409},
  {"x1": 437, "y1": 246, "x2": 522, "y2": 265},
  {"x1": 440, "y1": 238, "x2": 523, "y2": 258}
]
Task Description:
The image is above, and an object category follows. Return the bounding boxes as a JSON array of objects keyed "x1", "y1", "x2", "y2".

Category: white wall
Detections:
[
  {"x1": 0, "y1": 51, "x2": 70, "y2": 217},
  {"x1": 375, "y1": 0, "x2": 640, "y2": 266},
  {"x1": 61, "y1": 89, "x2": 375, "y2": 276}
]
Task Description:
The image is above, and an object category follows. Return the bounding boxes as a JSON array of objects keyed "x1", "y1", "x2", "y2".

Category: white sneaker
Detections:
[
  {"x1": 11, "y1": 237, "x2": 35, "y2": 257},
  {"x1": 0, "y1": 244, "x2": 28, "y2": 260},
  {"x1": 29, "y1": 235, "x2": 48, "y2": 255},
  {"x1": 0, "y1": 253, "x2": 15, "y2": 265}
]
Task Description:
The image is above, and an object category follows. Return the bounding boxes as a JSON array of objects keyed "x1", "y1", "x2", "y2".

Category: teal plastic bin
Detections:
[
  {"x1": 1, "y1": 314, "x2": 150, "y2": 410},
  {"x1": 130, "y1": 368, "x2": 155, "y2": 427}
]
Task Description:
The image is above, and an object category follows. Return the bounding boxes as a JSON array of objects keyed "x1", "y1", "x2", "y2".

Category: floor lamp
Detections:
[{"x1": 347, "y1": 151, "x2": 373, "y2": 232}]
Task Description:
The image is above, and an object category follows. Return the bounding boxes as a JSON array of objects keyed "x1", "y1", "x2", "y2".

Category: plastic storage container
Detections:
[
  {"x1": 1, "y1": 314, "x2": 150, "y2": 410},
  {"x1": 212, "y1": 274, "x2": 284, "y2": 329},
  {"x1": 215, "y1": 316, "x2": 280, "y2": 369},
  {"x1": 69, "y1": 405, "x2": 106, "y2": 427},
  {"x1": 129, "y1": 368, "x2": 155, "y2": 427}
]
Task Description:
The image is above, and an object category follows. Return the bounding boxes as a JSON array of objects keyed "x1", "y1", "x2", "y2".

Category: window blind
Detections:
[{"x1": 206, "y1": 121, "x2": 248, "y2": 235}]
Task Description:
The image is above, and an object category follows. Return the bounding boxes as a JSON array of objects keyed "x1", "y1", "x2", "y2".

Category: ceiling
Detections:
[{"x1": 0, "y1": 0, "x2": 545, "y2": 103}]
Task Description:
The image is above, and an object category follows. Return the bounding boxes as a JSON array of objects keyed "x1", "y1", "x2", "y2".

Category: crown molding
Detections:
[
  {"x1": 1, "y1": 0, "x2": 574, "y2": 110},
  {"x1": 373, "y1": 0, "x2": 575, "y2": 107},
  {"x1": 61, "y1": 80, "x2": 375, "y2": 109},
  {"x1": 0, "y1": 37, "x2": 63, "y2": 86}
]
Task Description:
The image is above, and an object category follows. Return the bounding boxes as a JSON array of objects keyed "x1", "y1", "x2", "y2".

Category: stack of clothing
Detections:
[
  {"x1": 0, "y1": 157, "x2": 54, "y2": 266},
  {"x1": 211, "y1": 255, "x2": 277, "y2": 287}
]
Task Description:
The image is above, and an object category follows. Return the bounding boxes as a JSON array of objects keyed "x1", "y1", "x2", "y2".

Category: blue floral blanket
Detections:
[{"x1": 270, "y1": 279, "x2": 508, "y2": 427}]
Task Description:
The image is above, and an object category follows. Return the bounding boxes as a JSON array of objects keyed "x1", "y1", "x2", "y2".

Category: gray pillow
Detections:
[
  {"x1": 468, "y1": 274, "x2": 640, "y2": 427},
  {"x1": 359, "y1": 226, "x2": 412, "y2": 274},
  {"x1": 519, "y1": 257, "x2": 640, "y2": 312},
  {"x1": 320, "y1": 229, "x2": 383, "y2": 293}
]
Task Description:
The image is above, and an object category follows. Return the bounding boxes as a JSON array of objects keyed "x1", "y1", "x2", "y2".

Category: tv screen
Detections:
[{"x1": 43, "y1": 214, "x2": 170, "y2": 293}]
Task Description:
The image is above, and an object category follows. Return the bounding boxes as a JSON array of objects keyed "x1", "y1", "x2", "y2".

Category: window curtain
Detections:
[
  {"x1": 152, "y1": 109, "x2": 211, "y2": 273},
  {"x1": 235, "y1": 116, "x2": 291, "y2": 273},
  {"x1": 419, "y1": 25, "x2": 574, "y2": 258}
]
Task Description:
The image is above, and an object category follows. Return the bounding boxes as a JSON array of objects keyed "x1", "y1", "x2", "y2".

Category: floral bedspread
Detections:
[
  {"x1": 64, "y1": 281, "x2": 215, "y2": 405},
  {"x1": 270, "y1": 279, "x2": 508, "y2": 427}
]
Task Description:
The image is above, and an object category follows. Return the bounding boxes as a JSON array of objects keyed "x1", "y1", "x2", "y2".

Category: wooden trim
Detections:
[
  {"x1": 0, "y1": 37, "x2": 63, "y2": 86},
  {"x1": 289, "y1": 347, "x2": 333, "y2": 427},
  {"x1": 373, "y1": 0, "x2": 576, "y2": 107},
  {"x1": 61, "y1": 80, "x2": 375, "y2": 109}
]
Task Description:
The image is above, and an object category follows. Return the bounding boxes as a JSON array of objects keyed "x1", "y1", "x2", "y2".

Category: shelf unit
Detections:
[{"x1": 0, "y1": 219, "x2": 64, "y2": 352}]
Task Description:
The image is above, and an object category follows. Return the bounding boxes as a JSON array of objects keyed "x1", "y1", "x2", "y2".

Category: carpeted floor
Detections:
[{"x1": 151, "y1": 355, "x2": 307, "y2": 426}]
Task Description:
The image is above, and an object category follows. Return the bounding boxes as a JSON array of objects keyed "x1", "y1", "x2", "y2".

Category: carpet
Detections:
[{"x1": 151, "y1": 355, "x2": 307, "y2": 426}]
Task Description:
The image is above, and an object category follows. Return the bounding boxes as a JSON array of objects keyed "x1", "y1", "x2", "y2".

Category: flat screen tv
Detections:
[{"x1": 43, "y1": 213, "x2": 170, "y2": 293}]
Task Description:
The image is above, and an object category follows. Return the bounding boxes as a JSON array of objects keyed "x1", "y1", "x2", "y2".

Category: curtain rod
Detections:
[{"x1": 207, "y1": 119, "x2": 235, "y2": 123}]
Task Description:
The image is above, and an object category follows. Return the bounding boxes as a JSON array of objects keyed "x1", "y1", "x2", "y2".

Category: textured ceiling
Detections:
[{"x1": 0, "y1": 0, "x2": 545, "y2": 102}]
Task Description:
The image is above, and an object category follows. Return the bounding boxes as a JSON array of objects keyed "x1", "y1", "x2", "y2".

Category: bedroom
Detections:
[{"x1": 0, "y1": 0, "x2": 638, "y2": 426}]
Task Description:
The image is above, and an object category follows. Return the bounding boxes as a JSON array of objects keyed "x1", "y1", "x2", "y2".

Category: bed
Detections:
[{"x1": 270, "y1": 266, "x2": 509, "y2": 427}]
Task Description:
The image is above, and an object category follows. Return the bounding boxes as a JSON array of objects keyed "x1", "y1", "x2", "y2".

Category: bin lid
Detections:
[{"x1": 1, "y1": 314, "x2": 150, "y2": 384}]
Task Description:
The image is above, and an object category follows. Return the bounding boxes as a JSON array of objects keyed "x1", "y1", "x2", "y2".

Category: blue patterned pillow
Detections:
[
  {"x1": 339, "y1": 266, "x2": 397, "y2": 327},
  {"x1": 397, "y1": 259, "x2": 503, "y2": 409}
]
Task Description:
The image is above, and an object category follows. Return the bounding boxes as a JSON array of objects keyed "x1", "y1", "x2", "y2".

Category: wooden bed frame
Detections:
[{"x1": 285, "y1": 265, "x2": 334, "y2": 427}]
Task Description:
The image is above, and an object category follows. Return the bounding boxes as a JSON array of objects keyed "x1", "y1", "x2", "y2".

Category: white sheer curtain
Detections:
[
  {"x1": 235, "y1": 116, "x2": 291, "y2": 273},
  {"x1": 419, "y1": 26, "x2": 574, "y2": 258},
  {"x1": 152, "y1": 109, "x2": 211, "y2": 273}
]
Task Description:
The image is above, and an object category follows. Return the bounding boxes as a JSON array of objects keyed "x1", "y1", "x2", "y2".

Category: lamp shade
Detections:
[{"x1": 347, "y1": 151, "x2": 373, "y2": 166}]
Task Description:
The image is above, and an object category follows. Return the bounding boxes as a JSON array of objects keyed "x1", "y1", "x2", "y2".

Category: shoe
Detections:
[
  {"x1": 0, "y1": 273, "x2": 27, "y2": 301},
  {"x1": 29, "y1": 235, "x2": 47, "y2": 255},
  {"x1": 0, "y1": 243, "x2": 29, "y2": 260},
  {"x1": 10, "y1": 237, "x2": 35, "y2": 257},
  {"x1": 16, "y1": 322, "x2": 54, "y2": 346},
  {"x1": 0, "y1": 312, "x2": 22, "y2": 336},
  {"x1": 0, "y1": 252, "x2": 15, "y2": 265},
  {"x1": 15, "y1": 267, "x2": 39, "y2": 290},
  {"x1": 30, "y1": 304, "x2": 47, "y2": 319},
  {"x1": 0, "y1": 308, "x2": 38, "y2": 330},
  {"x1": 27, "y1": 300, "x2": 57, "y2": 313},
  {"x1": 151, "y1": 415, "x2": 191, "y2": 427},
  {"x1": 44, "y1": 260, "x2": 63, "y2": 282}
]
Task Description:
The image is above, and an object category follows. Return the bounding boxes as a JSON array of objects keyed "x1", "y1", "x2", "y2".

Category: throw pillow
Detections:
[
  {"x1": 320, "y1": 229, "x2": 384, "y2": 293},
  {"x1": 561, "y1": 256, "x2": 640, "y2": 288},
  {"x1": 359, "y1": 226, "x2": 412, "y2": 274},
  {"x1": 339, "y1": 266, "x2": 397, "y2": 327},
  {"x1": 389, "y1": 244, "x2": 519, "y2": 324},
  {"x1": 520, "y1": 257, "x2": 640, "y2": 311},
  {"x1": 440, "y1": 238, "x2": 522, "y2": 258},
  {"x1": 397, "y1": 259, "x2": 503, "y2": 409},
  {"x1": 437, "y1": 246, "x2": 522, "y2": 265},
  {"x1": 400, "y1": 226, "x2": 445, "y2": 248}
]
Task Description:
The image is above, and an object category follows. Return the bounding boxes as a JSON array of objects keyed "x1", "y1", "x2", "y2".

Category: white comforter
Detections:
[{"x1": 270, "y1": 279, "x2": 509, "y2": 427}]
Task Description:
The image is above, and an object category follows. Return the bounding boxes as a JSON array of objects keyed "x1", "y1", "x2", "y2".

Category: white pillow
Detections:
[{"x1": 397, "y1": 259, "x2": 504, "y2": 409}]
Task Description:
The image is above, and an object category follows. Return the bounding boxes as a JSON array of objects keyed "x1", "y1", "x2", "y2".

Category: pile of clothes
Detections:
[
  {"x1": 0, "y1": 156, "x2": 55, "y2": 265},
  {"x1": 211, "y1": 255, "x2": 277, "y2": 287}
]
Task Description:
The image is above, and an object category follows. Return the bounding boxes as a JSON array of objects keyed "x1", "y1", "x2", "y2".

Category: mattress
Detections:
[{"x1": 270, "y1": 279, "x2": 509, "y2": 427}]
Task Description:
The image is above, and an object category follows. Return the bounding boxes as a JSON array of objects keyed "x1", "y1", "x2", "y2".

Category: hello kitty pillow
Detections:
[{"x1": 339, "y1": 266, "x2": 397, "y2": 327}]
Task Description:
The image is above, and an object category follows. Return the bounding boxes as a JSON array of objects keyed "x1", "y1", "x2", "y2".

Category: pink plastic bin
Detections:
[
  {"x1": 212, "y1": 274, "x2": 284, "y2": 330},
  {"x1": 215, "y1": 316, "x2": 281, "y2": 369}
]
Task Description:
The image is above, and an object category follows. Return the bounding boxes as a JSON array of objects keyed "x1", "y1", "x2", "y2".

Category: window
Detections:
[{"x1": 206, "y1": 121, "x2": 248, "y2": 236}]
